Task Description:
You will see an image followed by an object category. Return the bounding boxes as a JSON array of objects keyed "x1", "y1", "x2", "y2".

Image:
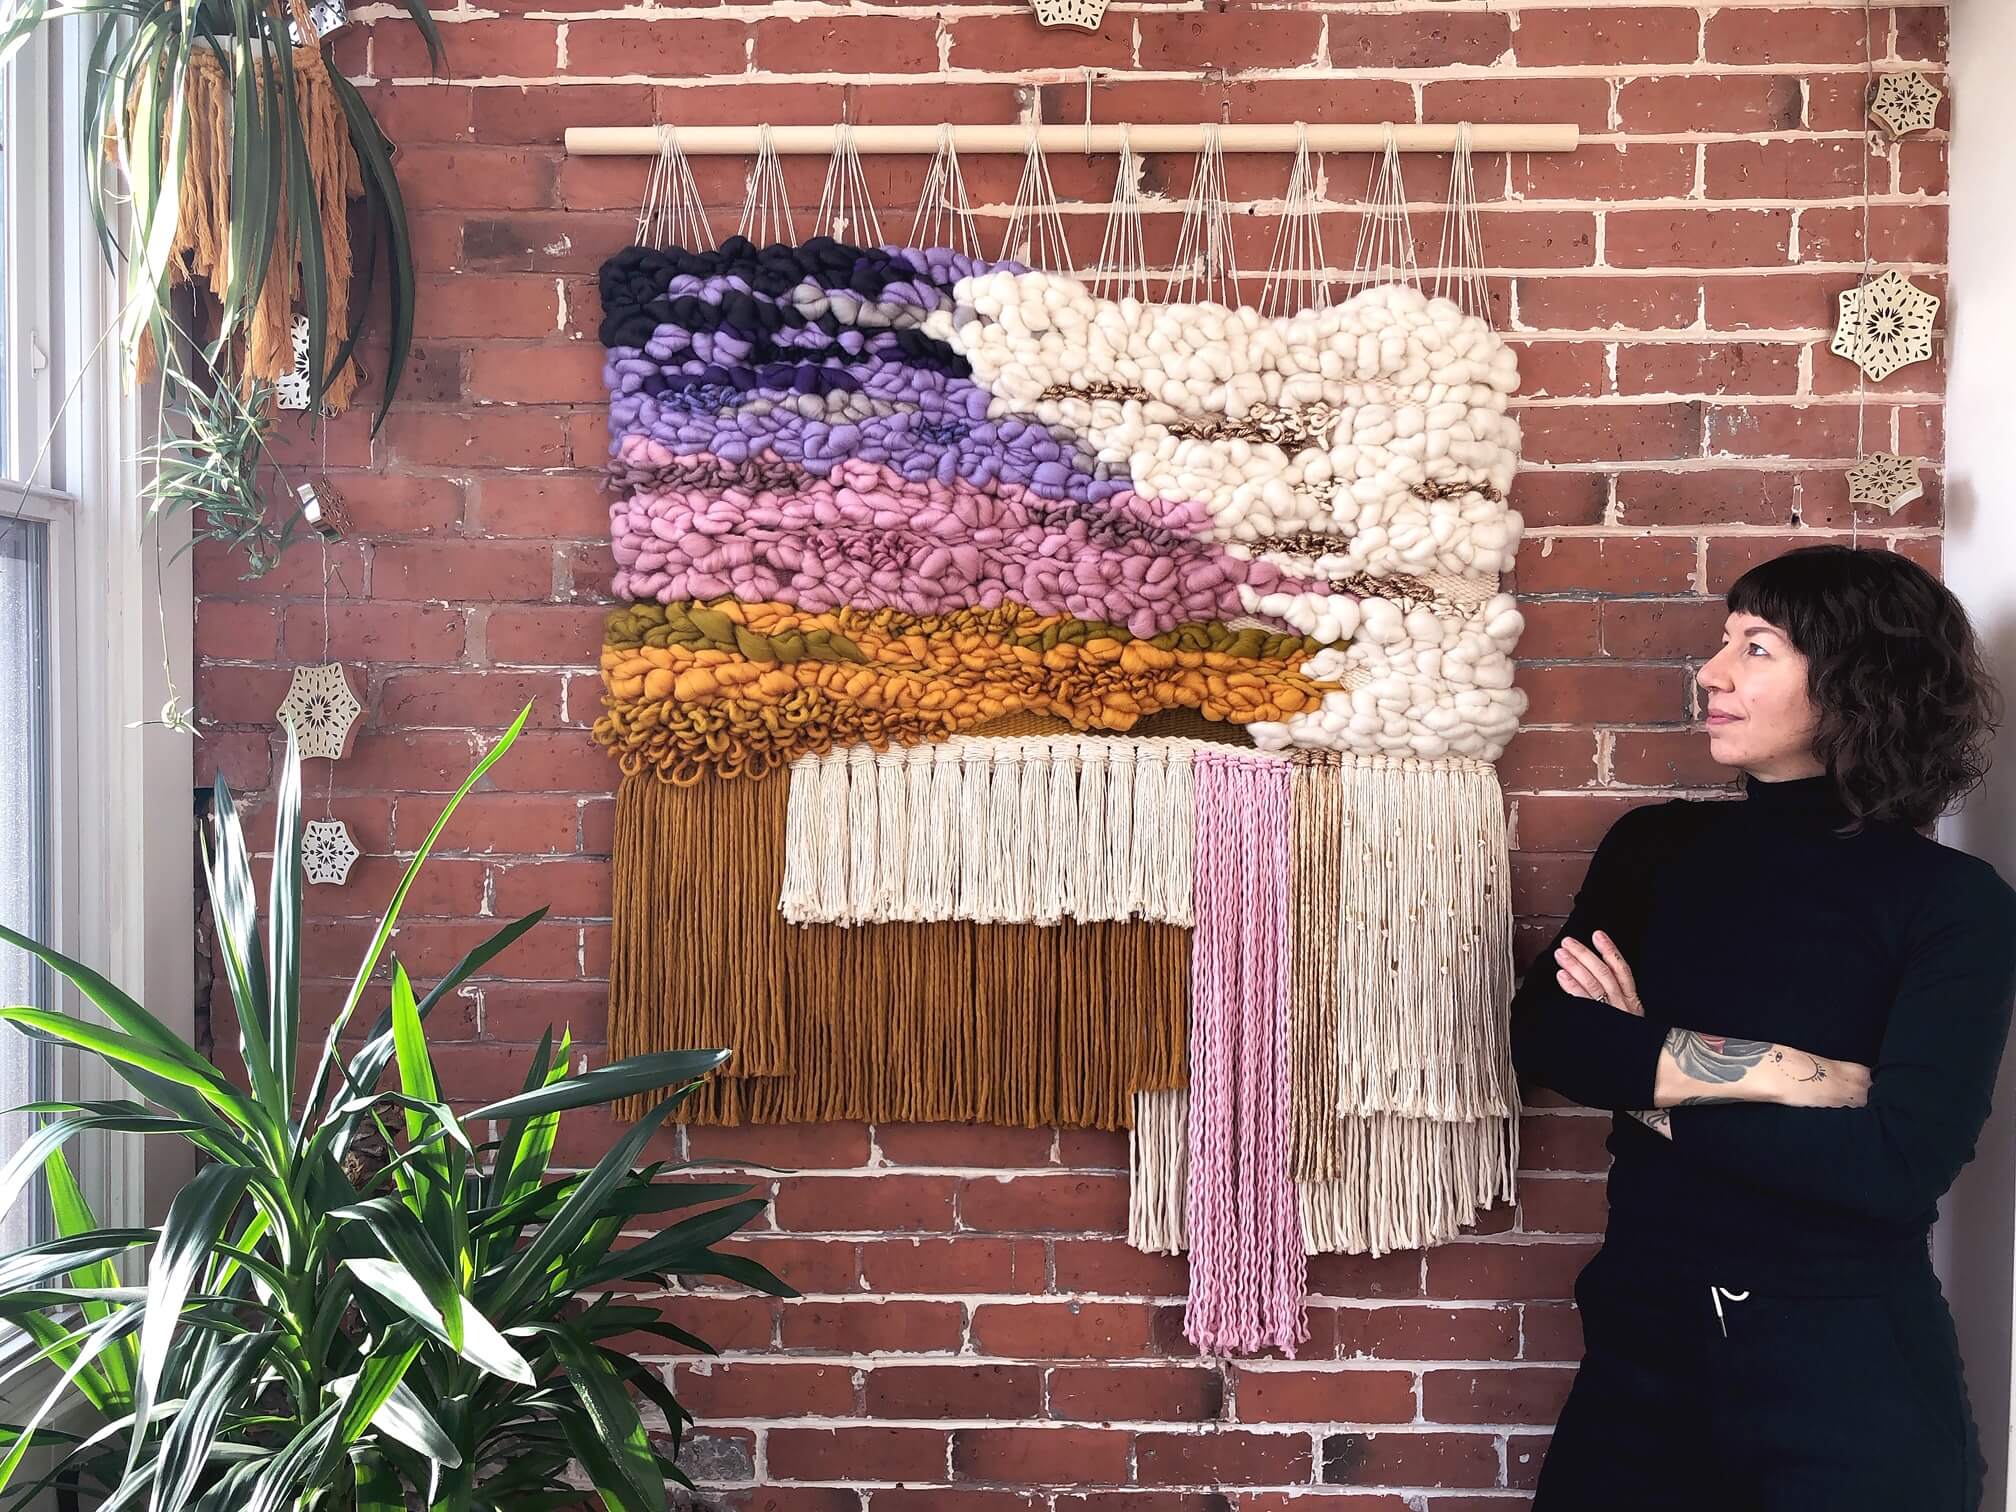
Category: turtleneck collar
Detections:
[{"x1": 1742, "y1": 770, "x2": 1849, "y2": 817}]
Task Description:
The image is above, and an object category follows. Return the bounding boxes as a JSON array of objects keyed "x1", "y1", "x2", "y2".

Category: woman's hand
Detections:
[{"x1": 1553, "y1": 931, "x2": 1644, "y2": 1016}]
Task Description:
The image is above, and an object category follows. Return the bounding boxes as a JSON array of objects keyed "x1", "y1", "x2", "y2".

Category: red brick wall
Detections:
[{"x1": 195, "y1": 3, "x2": 1949, "y2": 1503}]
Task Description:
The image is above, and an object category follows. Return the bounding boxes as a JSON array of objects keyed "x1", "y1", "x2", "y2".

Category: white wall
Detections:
[{"x1": 1937, "y1": 2, "x2": 2016, "y2": 1505}]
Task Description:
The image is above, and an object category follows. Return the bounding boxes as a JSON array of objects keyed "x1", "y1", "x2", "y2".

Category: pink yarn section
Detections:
[
  {"x1": 1185, "y1": 751, "x2": 1308, "y2": 1358},
  {"x1": 606, "y1": 449, "x2": 1286, "y2": 636}
]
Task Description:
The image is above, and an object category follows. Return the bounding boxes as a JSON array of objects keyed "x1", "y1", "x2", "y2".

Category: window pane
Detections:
[{"x1": 0, "y1": 517, "x2": 49, "y2": 1256}]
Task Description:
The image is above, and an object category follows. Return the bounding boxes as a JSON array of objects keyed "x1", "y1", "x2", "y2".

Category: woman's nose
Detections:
[{"x1": 1697, "y1": 648, "x2": 1733, "y2": 690}]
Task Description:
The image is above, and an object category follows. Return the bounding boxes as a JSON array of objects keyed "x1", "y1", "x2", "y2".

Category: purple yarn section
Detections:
[
  {"x1": 608, "y1": 399, "x2": 1134, "y2": 505},
  {"x1": 608, "y1": 455, "x2": 1285, "y2": 635},
  {"x1": 1185, "y1": 751, "x2": 1307, "y2": 1359}
]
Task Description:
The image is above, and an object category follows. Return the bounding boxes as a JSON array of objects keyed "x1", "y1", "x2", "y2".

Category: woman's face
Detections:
[{"x1": 1696, "y1": 611, "x2": 1826, "y2": 780}]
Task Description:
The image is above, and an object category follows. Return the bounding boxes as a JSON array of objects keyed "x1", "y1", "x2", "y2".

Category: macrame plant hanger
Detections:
[
  {"x1": 1432, "y1": 121, "x2": 1491, "y2": 323},
  {"x1": 1166, "y1": 122, "x2": 1240, "y2": 307},
  {"x1": 814, "y1": 116, "x2": 884, "y2": 248},
  {"x1": 736, "y1": 123, "x2": 797, "y2": 247},
  {"x1": 1258, "y1": 123, "x2": 1329, "y2": 319},
  {"x1": 1348, "y1": 124, "x2": 1420, "y2": 295},
  {"x1": 911, "y1": 123, "x2": 982, "y2": 262},
  {"x1": 635, "y1": 124, "x2": 715, "y2": 253},
  {"x1": 999, "y1": 121, "x2": 1073, "y2": 272},
  {"x1": 1090, "y1": 125, "x2": 1149, "y2": 304}
]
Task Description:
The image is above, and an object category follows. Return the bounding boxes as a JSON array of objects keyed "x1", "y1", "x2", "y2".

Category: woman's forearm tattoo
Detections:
[{"x1": 1664, "y1": 1029, "x2": 1781, "y2": 1085}]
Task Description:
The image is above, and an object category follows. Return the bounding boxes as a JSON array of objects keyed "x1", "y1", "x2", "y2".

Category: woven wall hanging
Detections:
[{"x1": 590, "y1": 122, "x2": 1525, "y2": 1355}]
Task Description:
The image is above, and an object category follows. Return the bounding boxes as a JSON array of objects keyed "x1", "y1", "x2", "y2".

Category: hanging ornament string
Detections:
[
  {"x1": 911, "y1": 123, "x2": 982, "y2": 261},
  {"x1": 1166, "y1": 123, "x2": 1241, "y2": 308},
  {"x1": 1850, "y1": 0, "x2": 1877, "y2": 548},
  {"x1": 319, "y1": 538, "x2": 336, "y2": 820},
  {"x1": 1349, "y1": 124, "x2": 1420, "y2": 296},
  {"x1": 635, "y1": 124, "x2": 715, "y2": 253},
  {"x1": 815, "y1": 119, "x2": 884, "y2": 248},
  {"x1": 1000, "y1": 123, "x2": 1073, "y2": 273},
  {"x1": 1091, "y1": 125, "x2": 1149, "y2": 304},
  {"x1": 1433, "y1": 122, "x2": 1492, "y2": 323},
  {"x1": 1259, "y1": 123, "x2": 1328, "y2": 320},
  {"x1": 736, "y1": 123, "x2": 797, "y2": 248}
]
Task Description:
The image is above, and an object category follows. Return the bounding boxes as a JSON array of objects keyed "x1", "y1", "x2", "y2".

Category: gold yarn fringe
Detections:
[
  {"x1": 127, "y1": 0, "x2": 364, "y2": 411},
  {"x1": 610, "y1": 770, "x2": 1188, "y2": 1127}
]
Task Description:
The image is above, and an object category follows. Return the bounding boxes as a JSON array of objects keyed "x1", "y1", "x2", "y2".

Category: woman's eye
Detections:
[{"x1": 1745, "y1": 643, "x2": 1768, "y2": 655}]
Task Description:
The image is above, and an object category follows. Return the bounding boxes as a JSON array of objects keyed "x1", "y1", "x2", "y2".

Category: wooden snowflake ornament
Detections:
[
  {"x1": 1029, "y1": 0, "x2": 1108, "y2": 29},
  {"x1": 303, "y1": 819, "x2": 360, "y2": 886},
  {"x1": 1869, "y1": 72, "x2": 1943, "y2": 138},
  {"x1": 1847, "y1": 454, "x2": 1925, "y2": 515},
  {"x1": 1830, "y1": 270, "x2": 1940, "y2": 383},
  {"x1": 276, "y1": 663, "x2": 362, "y2": 760}
]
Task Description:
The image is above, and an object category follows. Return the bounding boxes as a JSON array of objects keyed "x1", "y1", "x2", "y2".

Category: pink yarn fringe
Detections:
[{"x1": 1184, "y1": 751, "x2": 1308, "y2": 1357}]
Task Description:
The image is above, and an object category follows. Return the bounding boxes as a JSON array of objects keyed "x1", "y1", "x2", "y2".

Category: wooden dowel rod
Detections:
[{"x1": 564, "y1": 122, "x2": 1580, "y2": 156}]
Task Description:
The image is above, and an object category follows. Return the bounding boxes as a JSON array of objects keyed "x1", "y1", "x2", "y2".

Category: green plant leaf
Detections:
[
  {"x1": 342, "y1": 1259, "x2": 534, "y2": 1386},
  {"x1": 149, "y1": 1330, "x2": 274, "y2": 1512},
  {"x1": 569, "y1": 1200, "x2": 775, "y2": 1292},
  {"x1": 264, "y1": 726, "x2": 305, "y2": 1118},
  {"x1": 468, "y1": 1048, "x2": 729, "y2": 1124},
  {"x1": 127, "y1": 1164, "x2": 254, "y2": 1481},
  {"x1": 549, "y1": 1324, "x2": 668, "y2": 1512},
  {"x1": 301, "y1": 707, "x2": 533, "y2": 1134}
]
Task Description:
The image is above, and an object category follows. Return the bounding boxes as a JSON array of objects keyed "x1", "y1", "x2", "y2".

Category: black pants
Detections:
[{"x1": 1535, "y1": 1246, "x2": 1983, "y2": 1511}]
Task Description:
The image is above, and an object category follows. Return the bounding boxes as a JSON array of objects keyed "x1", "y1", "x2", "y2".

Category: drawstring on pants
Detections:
[{"x1": 1710, "y1": 1285, "x2": 1751, "y2": 1338}]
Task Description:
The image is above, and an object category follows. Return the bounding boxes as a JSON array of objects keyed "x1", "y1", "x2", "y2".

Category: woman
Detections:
[{"x1": 1511, "y1": 545, "x2": 2016, "y2": 1511}]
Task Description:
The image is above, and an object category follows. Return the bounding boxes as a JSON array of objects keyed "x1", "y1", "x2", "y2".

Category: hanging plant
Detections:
[{"x1": 1, "y1": 0, "x2": 444, "y2": 571}]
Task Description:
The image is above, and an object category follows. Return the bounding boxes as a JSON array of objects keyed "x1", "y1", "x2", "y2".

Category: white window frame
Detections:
[{"x1": 1, "y1": 4, "x2": 195, "y2": 1381}]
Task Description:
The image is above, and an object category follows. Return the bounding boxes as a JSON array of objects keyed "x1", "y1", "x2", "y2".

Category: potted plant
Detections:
[
  {"x1": 1, "y1": 0, "x2": 443, "y2": 569},
  {"x1": 0, "y1": 708, "x2": 791, "y2": 1509}
]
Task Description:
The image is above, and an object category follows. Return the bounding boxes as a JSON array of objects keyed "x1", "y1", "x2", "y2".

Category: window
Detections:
[
  {"x1": 0, "y1": 512, "x2": 52, "y2": 1257},
  {"x1": 0, "y1": 19, "x2": 190, "y2": 1319}
]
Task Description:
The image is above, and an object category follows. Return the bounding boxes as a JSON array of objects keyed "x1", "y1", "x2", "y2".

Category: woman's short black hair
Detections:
[{"x1": 1726, "y1": 545, "x2": 1999, "y2": 830}]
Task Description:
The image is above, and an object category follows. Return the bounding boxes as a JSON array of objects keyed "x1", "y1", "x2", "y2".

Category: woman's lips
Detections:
[{"x1": 1705, "y1": 712, "x2": 1740, "y2": 726}]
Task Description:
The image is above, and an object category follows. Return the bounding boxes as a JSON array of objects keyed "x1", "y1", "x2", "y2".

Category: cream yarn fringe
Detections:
[
  {"x1": 1128, "y1": 750, "x2": 1519, "y2": 1260},
  {"x1": 780, "y1": 737, "x2": 1218, "y2": 926}
]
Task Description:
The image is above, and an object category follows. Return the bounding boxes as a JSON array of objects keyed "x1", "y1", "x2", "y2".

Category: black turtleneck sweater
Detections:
[{"x1": 1510, "y1": 774, "x2": 2016, "y2": 1293}]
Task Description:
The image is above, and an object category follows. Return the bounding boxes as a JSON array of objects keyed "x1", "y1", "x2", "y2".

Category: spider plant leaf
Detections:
[{"x1": 328, "y1": 69, "x2": 415, "y2": 426}]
